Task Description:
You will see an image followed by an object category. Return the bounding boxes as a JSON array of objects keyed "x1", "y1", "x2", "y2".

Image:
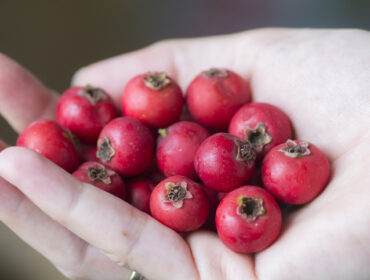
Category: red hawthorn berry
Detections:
[
  {"x1": 216, "y1": 185, "x2": 282, "y2": 253},
  {"x1": 122, "y1": 72, "x2": 184, "y2": 128},
  {"x1": 194, "y1": 133, "x2": 256, "y2": 192},
  {"x1": 156, "y1": 121, "x2": 210, "y2": 180},
  {"x1": 229, "y1": 102, "x2": 292, "y2": 156},
  {"x1": 96, "y1": 117, "x2": 155, "y2": 177},
  {"x1": 150, "y1": 175, "x2": 209, "y2": 232},
  {"x1": 186, "y1": 68, "x2": 251, "y2": 131},
  {"x1": 56, "y1": 85, "x2": 118, "y2": 144},
  {"x1": 127, "y1": 178, "x2": 155, "y2": 214},
  {"x1": 261, "y1": 139, "x2": 330, "y2": 204},
  {"x1": 16, "y1": 120, "x2": 79, "y2": 172},
  {"x1": 73, "y1": 161, "x2": 126, "y2": 200}
]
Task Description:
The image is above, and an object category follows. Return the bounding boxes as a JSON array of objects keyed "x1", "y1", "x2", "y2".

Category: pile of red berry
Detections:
[{"x1": 17, "y1": 68, "x2": 330, "y2": 254}]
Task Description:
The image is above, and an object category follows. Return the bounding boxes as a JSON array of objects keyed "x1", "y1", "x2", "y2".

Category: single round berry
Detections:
[
  {"x1": 73, "y1": 162, "x2": 126, "y2": 200},
  {"x1": 156, "y1": 121, "x2": 210, "y2": 180},
  {"x1": 127, "y1": 178, "x2": 155, "y2": 214},
  {"x1": 122, "y1": 72, "x2": 184, "y2": 128},
  {"x1": 150, "y1": 175, "x2": 209, "y2": 232},
  {"x1": 194, "y1": 133, "x2": 256, "y2": 192},
  {"x1": 186, "y1": 68, "x2": 251, "y2": 131},
  {"x1": 229, "y1": 102, "x2": 292, "y2": 156},
  {"x1": 16, "y1": 120, "x2": 79, "y2": 172},
  {"x1": 216, "y1": 186, "x2": 282, "y2": 253},
  {"x1": 261, "y1": 139, "x2": 330, "y2": 204},
  {"x1": 96, "y1": 117, "x2": 155, "y2": 176},
  {"x1": 56, "y1": 85, "x2": 118, "y2": 144}
]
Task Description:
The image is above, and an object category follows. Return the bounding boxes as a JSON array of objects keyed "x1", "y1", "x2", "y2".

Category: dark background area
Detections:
[{"x1": 0, "y1": 0, "x2": 369, "y2": 279}]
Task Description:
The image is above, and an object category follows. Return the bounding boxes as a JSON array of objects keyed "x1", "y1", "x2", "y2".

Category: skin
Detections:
[{"x1": 0, "y1": 28, "x2": 369, "y2": 280}]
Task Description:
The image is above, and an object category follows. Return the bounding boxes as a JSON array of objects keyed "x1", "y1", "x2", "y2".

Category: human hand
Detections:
[{"x1": 0, "y1": 28, "x2": 369, "y2": 280}]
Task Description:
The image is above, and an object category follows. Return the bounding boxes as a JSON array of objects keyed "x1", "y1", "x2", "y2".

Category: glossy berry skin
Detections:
[
  {"x1": 156, "y1": 121, "x2": 210, "y2": 180},
  {"x1": 56, "y1": 86, "x2": 118, "y2": 144},
  {"x1": 194, "y1": 133, "x2": 256, "y2": 192},
  {"x1": 73, "y1": 161, "x2": 126, "y2": 200},
  {"x1": 216, "y1": 186, "x2": 282, "y2": 253},
  {"x1": 96, "y1": 117, "x2": 155, "y2": 176},
  {"x1": 229, "y1": 102, "x2": 292, "y2": 156},
  {"x1": 127, "y1": 178, "x2": 155, "y2": 214},
  {"x1": 186, "y1": 68, "x2": 251, "y2": 131},
  {"x1": 17, "y1": 120, "x2": 79, "y2": 172},
  {"x1": 122, "y1": 72, "x2": 184, "y2": 128},
  {"x1": 150, "y1": 175, "x2": 209, "y2": 233},
  {"x1": 261, "y1": 140, "x2": 330, "y2": 204}
]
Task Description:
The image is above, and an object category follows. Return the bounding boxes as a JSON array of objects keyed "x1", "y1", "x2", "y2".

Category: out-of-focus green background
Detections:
[{"x1": 0, "y1": 0, "x2": 369, "y2": 279}]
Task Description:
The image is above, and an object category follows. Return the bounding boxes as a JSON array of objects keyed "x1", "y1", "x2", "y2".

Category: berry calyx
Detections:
[
  {"x1": 235, "y1": 140, "x2": 256, "y2": 168},
  {"x1": 87, "y1": 164, "x2": 114, "y2": 184},
  {"x1": 279, "y1": 139, "x2": 311, "y2": 158},
  {"x1": 96, "y1": 136, "x2": 115, "y2": 162},
  {"x1": 244, "y1": 123, "x2": 272, "y2": 153},
  {"x1": 143, "y1": 72, "x2": 171, "y2": 90},
  {"x1": 236, "y1": 196, "x2": 265, "y2": 222},
  {"x1": 163, "y1": 181, "x2": 193, "y2": 208},
  {"x1": 78, "y1": 85, "x2": 107, "y2": 105},
  {"x1": 203, "y1": 68, "x2": 228, "y2": 78}
]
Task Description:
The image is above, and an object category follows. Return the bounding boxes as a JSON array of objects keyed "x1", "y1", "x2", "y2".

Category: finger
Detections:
[
  {"x1": 187, "y1": 231, "x2": 256, "y2": 280},
  {"x1": 71, "y1": 31, "x2": 264, "y2": 105},
  {"x1": 0, "y1": 53, "x2": 59, "y2": 132},
  {"x1": 0, "y1": 172, "x2": 132, "y2": 279},
  {"x1": 0, "y1": 147, "x2": 198, "y2": 280}
]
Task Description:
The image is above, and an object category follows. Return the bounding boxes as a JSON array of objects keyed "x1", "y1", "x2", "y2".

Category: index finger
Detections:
[
  {"x1": 0, "y1": 147, "x2": 199, "y2": 280},
  {"x1": 0, "y1": 53, "x2": 59, "y2": 132}
]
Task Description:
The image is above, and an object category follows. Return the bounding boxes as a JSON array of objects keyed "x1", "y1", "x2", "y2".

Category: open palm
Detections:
[{"x1": 0, "y1": 28, "x2": 369, "y2": 280}]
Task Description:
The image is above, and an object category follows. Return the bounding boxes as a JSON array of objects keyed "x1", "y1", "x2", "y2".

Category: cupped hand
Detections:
[{"x1": 0, "y1": 28, "x2": 369, "y2": 280}]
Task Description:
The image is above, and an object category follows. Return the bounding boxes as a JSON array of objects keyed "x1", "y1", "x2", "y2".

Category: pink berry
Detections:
[
  {"x1": 122, "y1": 72, "x2": 184, "y2": 128},
  {"x1": 96, "y1": 117, "x2": 155, "y2": 176},
  {"x1": 261, "y1": 139, "x2": 330, "y2": 204},
  {"x1": 127, "y1": 178, "x2": 155, "y2": 214},
  {"x1": 56, "y1": 85, "x2": 118, "y2": 144},
  {"x1": 156, "y1": 121, "x2": 210, "y2": 180},
  {"x1": 73, "y1": 161, "x2": 126, "y2": 200},
  {"x1": 194, "y1": 133, "x2": 256, "y2": 192},
  {"x1": 17, "y1": 120, "x2": 79, "y2": 172},
  {"x1": 150, "y1": 175, "x2": 209, "y2": 233},
  {"x1": 216, "y1": 185, "x2": 282, "y2": 253},
  {"x1": 229, "y1": 102, "x2": 292, "y2": 156},
  {"x1": 186, "y1": 68, "x2": 251, "y2": 131}
]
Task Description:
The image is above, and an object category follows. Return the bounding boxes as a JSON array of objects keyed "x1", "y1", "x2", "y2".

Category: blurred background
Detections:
[{"x1": 0, "y1": 0, "x2": 369, "y2": 279}]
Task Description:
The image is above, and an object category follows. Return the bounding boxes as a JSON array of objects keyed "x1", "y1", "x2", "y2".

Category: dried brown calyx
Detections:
[
  {"x1": 279, "y1": 139, "x2": 311, "y2": 158},
  {"x1": 203, "y1": 68, "x2": 228, "y2": 78},
  {"x1": 236, "y1": 196, "x2": 265, "y2": 222},
  {"x1": 143, "y1": 72, "x2": 171, "y2": 90},
  {"x1": 87, "y1": 164, "x2": 114, "y2": 184},
  {"x1": 235, "y1": 139, "x2": 257, "y2": 168},
  {"x1": 96, "y1": 136, "x2": 116, "y2": 162},
  {"x1": 162, "y1": 181, "x2": 193, "y2": 208},
  {"x1": 79, "y1": 85, "x2": 106, "y2": 105},
  {"x1": 244, "y1": 123, "x2": 272, "y2": 154}
]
